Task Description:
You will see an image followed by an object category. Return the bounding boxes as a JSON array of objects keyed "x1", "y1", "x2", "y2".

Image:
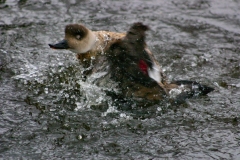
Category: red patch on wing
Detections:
[{"x1": 138, "y1": 59, "x2": 148, "y2": 75}]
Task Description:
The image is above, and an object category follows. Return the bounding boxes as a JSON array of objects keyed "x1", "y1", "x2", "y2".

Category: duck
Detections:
[
  {"x1": 107, "y1": 22, "x2": 214, "y2": 102},
  {"x1": 49, "y1": 24, "x2": 159, "y2": 75},
  {"x1": 49, "y1": 23, "x2": 214, "y2": 103}
]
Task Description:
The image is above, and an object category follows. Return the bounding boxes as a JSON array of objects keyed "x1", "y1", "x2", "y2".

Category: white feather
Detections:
[{"x1": 148, "y1": 63, "x2": 161, "y2": 83}]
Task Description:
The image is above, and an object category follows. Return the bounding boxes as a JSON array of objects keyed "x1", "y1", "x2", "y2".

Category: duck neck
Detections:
[{"x1": 84, "y1": 30, "x2": 97, "y2": 53}]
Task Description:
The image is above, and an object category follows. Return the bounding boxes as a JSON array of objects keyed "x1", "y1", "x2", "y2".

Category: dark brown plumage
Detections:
[
  {"x1": 107, "y1": 22, "x2": 214, "y2": 102},
  {"x1": 64, "y1": 24, "x2": 88, "y2": 40}
]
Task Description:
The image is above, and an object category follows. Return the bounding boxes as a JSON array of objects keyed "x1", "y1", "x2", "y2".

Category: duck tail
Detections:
[{"x1": 168, "y1": 80, "x2": 214, "y2": 103}]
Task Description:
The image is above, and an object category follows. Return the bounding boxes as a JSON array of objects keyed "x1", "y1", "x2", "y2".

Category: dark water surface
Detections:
[{"x1": 1, "y1": 0, "x2": 240, "y2": 159}]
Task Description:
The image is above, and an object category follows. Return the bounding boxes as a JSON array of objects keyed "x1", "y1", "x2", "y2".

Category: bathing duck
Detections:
[
  {"x1": 49, "y1": 23, "x2": 214, "y2": 102},
  {"x1": 107, "y1": 22, "x2": 214, "y2": 102},
  {"x1": 49, "y1": 24, "x2": 157, "y2": 76}
]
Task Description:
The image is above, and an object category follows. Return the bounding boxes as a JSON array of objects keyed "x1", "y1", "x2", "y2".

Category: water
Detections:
[{"x1": 1, "y1": 0, "x2": 240, "y2": 159}]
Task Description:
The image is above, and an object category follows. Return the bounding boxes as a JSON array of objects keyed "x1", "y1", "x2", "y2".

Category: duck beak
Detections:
[{"x1": 48, "y1": 39, "x2": 69, "y2": 49}]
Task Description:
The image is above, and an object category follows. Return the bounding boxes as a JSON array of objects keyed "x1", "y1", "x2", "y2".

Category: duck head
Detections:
[{"x1": 49, "y1": 24, "x2": 96, "y2": 54}]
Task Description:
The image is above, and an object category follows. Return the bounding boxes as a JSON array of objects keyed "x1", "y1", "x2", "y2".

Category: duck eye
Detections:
[{"x1": 76, "y1": 35, "x2": 81, "y2": 40}]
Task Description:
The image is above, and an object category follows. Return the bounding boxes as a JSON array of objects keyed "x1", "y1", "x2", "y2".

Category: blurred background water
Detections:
[{"x1": 0, "y1": 0, "x2": 240, "y2": 159}]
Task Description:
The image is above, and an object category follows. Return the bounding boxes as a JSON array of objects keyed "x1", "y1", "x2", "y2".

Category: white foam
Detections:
[{"x1": 169, "y1": 84, "x2": 190, "y2": 98}]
